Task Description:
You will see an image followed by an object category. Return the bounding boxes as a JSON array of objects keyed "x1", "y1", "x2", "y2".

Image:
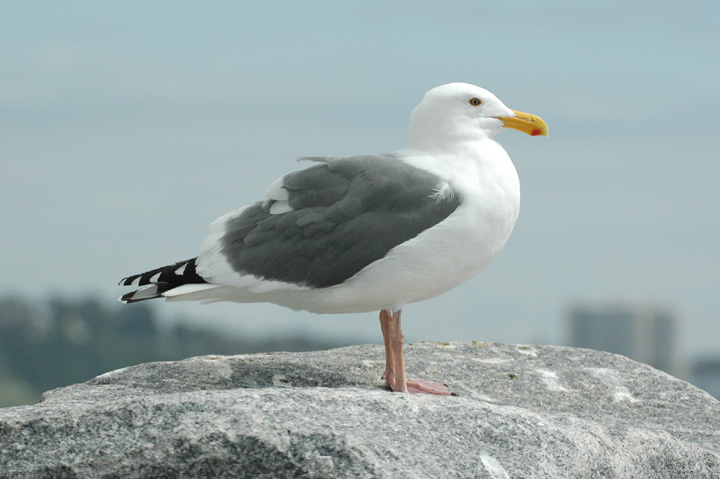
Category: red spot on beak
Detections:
[{"x1": 531, "y1": 129, "x2": 542, "y2": 136}]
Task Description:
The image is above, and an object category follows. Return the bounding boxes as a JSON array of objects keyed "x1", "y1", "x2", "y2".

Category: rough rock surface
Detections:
[{"x1": 1, "y1": 342, "x2": 719, "y2": 478}]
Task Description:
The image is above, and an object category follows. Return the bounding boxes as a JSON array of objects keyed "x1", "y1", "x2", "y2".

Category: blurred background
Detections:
[{"x1": 1, "y1": 1, "x2": 719, "y2": 407}]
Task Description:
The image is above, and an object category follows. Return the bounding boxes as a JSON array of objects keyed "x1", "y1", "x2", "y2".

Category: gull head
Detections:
[{"x1": 408, "y1": 82, "x2": 548, "y2": 152}]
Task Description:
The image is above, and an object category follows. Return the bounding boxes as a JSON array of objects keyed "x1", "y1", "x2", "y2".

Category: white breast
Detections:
[{"x1": 307, "y1": 141, "x2": 521, "y2": 313}]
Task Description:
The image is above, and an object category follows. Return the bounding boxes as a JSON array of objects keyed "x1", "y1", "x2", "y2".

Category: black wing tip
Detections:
[
  {"x1": 118, "y1": 283, "x2": 175, "y2": 303},
  {"x1": 117, "y1": 276, "x2": 137, "y2": 287},
  {"x1": 117, "y1": 257, "x2": 207, "y2": 291},
  {"x1": 118, "y1": 258, "x2": 207, "y2": 304},
  {"x1": 118, "y1": 285, "x2": 158, "y2": 303}
]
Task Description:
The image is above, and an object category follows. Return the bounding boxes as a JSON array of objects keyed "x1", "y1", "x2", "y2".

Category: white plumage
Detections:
[{"x1": 119, "y1": 82, "x2": 548, "y2": 394}]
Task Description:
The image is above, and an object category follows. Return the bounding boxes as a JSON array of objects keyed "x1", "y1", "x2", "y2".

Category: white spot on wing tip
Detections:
[
  {"x1": 149, "y1": 272, "x2": 161, "y2": 283},
  {"x1": 175, "y1": 263, "x2": 187, "y2": 275},
  {"x1": 125, "y1": 284, "x2": 160, "y2": 301}
]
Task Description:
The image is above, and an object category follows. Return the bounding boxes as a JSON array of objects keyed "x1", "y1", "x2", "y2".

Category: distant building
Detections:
[
  {"x1": 691, "y1": 358, "x2": 720, "y2": 400},
  {"x1": 568, "y1": 304, "x2": 679, "y2": 376}
]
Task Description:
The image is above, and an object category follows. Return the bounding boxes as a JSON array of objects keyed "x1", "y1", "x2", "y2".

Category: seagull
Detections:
[{"x1": 118, "y1": 82, "x2": 548, "y2": 395}]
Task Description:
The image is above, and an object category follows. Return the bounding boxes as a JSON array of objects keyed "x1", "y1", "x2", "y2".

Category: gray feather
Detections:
[{"x1": 219, "y1": 155, "x2": 461, "y2": 288}]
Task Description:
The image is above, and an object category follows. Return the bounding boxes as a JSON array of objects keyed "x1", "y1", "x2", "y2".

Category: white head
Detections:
[{"x1": 408, "y1": 82, "x2": 548, "y2": 152}]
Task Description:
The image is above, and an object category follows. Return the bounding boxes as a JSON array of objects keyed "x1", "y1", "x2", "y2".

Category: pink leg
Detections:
[
  {"x1": 379, "y1": 309, "x2": 396, "y2": 385},
  {"x1": 378, "y1": 309, "x2": 451, "y2": 396}
]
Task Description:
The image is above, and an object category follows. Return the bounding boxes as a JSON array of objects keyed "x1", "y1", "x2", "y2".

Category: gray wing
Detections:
[{"x1": 217, "y1": 155, "x2": 461, "y2": 288}]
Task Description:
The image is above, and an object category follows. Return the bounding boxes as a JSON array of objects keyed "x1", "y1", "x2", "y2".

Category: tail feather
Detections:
[{"x1": 118, "y1": 258, "x2": 208, "y2": 303}]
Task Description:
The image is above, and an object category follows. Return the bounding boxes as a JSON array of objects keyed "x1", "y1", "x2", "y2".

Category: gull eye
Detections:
[{"x1": 469, "y1": 97, "x2": 482, "y2": 106}]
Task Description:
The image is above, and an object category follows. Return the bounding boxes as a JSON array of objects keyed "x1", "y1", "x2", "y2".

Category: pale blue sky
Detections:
[{"x1": 1, "y1": 1, "x2": 718, "y2": 359}]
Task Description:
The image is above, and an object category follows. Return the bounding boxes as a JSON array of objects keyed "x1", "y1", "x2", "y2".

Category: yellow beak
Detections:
[{"x1": 497, "y1": 109, "x2": 549, "y2": 137}]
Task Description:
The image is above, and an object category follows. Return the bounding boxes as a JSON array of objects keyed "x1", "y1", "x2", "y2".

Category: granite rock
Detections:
[{"x1": 1, "y1": 342, "x2": 719, "y2": 478}]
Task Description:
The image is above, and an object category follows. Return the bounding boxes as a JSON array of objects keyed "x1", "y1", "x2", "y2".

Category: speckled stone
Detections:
[{"x1": 1, "y1": 342, "x2": 719, "y2": 478}]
